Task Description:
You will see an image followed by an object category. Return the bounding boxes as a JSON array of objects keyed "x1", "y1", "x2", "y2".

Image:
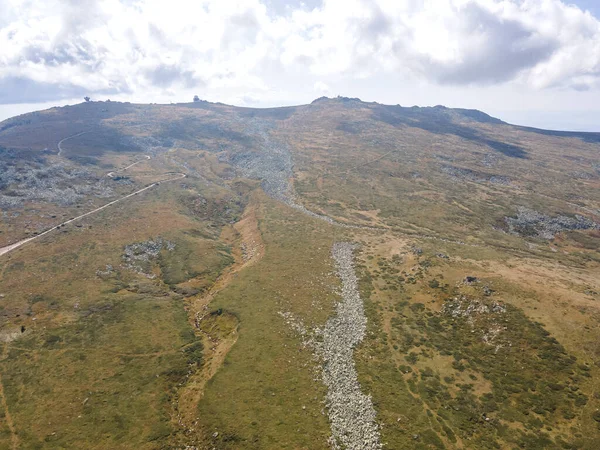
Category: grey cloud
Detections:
[
  {"x1": 58, "y1": 0, "x2": 105, "y2": 39},
  {"x1": 412, "y1": 4, "x2": 558, "y2": 85},
  {"x1": 571, "y1": 83, "x2": 592, "y2": 91},
  {"x1": 360, "y1": 4, "x2": 392, "y2": 42},
  {"x1": 148, "y1": 23, "x2": 168, "y2": 46},
  {"x1": 293, "y1": 54, "x2": 315, "y2": 66},
  {"x1": 345, "y1": 4, "x2": 396, "y2": 73},
  {"x1": 230, "y1": 9, "x2": 260, "y2": 29},
  {"x1": 147, "y1": 23, "x2": 181, "y2": 52},
  {"x1": 0, "y1": 77, "x2": 124, "y2": 104},
  {"x1": 144, "y1": 64, "x2": 205, "y2": 89},
  {"x1": 21, "y1": 38, "x2": 100, "y2": 69},
  {"x1": 221, "y1": 9, "x2": 260, "y2": 49},
  {"x1": 0, "y1": 2, "x2": 16, "y2": 28},
  {"x1": 263, "y1": 0, "x2": 323, "y2": 16}
]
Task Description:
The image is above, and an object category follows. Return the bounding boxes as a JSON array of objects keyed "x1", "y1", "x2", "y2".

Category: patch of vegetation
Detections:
[
  {"x1": 355, "y1": 253, "x2": 598, "y2": 449},
  {"x1": 158, "y1": 237, "x2": 234, "y2": 287},
  {"x1": 189, "y1": 197, "x2": 340, "y2": 449},
  {"x1": 1, "y1": 296, "x2": 199, "y2": 448}
]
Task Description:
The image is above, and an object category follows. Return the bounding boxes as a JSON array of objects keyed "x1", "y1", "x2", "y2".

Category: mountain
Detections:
[{"x1": 0, "y1": 97, "x2": 599, "y2": 449}]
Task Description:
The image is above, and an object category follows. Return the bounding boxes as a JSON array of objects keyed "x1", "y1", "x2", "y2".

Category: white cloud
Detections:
[
  {"x1": 0, "y1": 0, "x2": 600, "y2": 107},
  {"x1": 314, "y1": 80, "x2": 331, "y2": 93}
]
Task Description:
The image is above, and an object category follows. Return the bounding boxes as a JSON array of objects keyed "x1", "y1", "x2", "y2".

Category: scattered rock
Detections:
[
  {"x1": 504, "y1": 207, "x2": 599, "y2": 239},
  {"x1": 0, "y1": 160, "x2": 114, "y2": 209},
  {"x1": 442, "y1": 296, "x2": 506, "y2": 318},
  {"x1": 122, "y1": 238, "x2": 175, "y2": 277},
  {"x1": 410, "y1": 246, "x2": 423, "y2": 256},
  {"x1": 317, "y1": 243, "x2": 382, "y2": 450},
  {"x1": 96, "y1": 264, "x2": 114, "y2": 277},
  {"x1": 441, "y1": 165, "x2": 510, "y2": 185},
  {"x1": 280, "y1": 244, "x2": 382, "y2": 449}
]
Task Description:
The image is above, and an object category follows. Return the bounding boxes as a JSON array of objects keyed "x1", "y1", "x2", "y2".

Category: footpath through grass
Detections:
[{"x1": 191, "y1": 195, "x2": 348, "y2": 449}]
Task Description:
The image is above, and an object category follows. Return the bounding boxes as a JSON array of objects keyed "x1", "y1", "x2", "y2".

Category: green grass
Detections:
[
  {"x1": 353, "y1": 245, "x2": 600, "y2": 449},
  {"x1": 2, "y1": 294, "x2": 196, "y2": 449},
  {"x1": 0, "y1": 177, "x2": 241, "y2": 449},
  {"x1": 190, "y1": 197, "x2": 345, "y2": 449}
]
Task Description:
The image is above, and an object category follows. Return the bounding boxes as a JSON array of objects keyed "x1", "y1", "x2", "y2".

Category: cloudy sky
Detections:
[{"x1": 1, "y1": 0, "x2": 600, "y2": 130}]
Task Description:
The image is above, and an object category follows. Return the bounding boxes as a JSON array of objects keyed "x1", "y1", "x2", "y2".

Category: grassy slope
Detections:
[
  {"x1": 0, "y1": 177, "x2": 238, "y2": 448},
  {"x1": 286, "y1": 101, "x2": 599, "y2": 223},
  {"x1": 352, "y1": 235, "x2": 600, "y2": 449},
  {"x1": 192, "y1": 196, "x2": 344, "y2": 449},
  {"x1": 279, "y1": 100, "x2": 600, "y2": 448}
]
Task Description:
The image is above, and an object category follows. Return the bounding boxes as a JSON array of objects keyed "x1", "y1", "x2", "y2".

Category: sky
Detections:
[{"x1": 1, "y1": 0, "x2": 600, "y2": 130}]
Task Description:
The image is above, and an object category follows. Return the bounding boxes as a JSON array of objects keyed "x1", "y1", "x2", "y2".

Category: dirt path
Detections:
[
  {"x1": 3, "y1": 133, "x2": 183, "y2": 258},
  {"x1": 326, "y1": 148, "x2": 399, "y2": 177},
  {"x1": 175, "y1": 199, "x2": 265, "y2": 433},
  {"x1": 57, "y1": 131, "x2": 90, "y2": 157},
  {"x1": 107, "y1": 155, "x2": 151, "y2": 178},
  {"x1": 0, "y1": 345, "x2": 18, "y2": 450},
  {"x1": 0, "y1": 173, "x2": 186, "y2": 258}
]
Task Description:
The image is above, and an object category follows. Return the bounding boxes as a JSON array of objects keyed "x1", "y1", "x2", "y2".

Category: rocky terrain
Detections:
[
  {"x1": 0, "y1": 159, "x2": 113, "y2": 208},
  {"x1": 319, "y1": 242, "x2": 381, "y2": 450},
  {"x1": 441, "y1": 165, "x2": 511, "y2": 185},
  {"x1": 505, "y1": 206, "x2": 599, "y2": 239},
  {"x1": 225, "y1": 114, "x2": 343, "y2": 226},
  {"x1": 122, "y1": 237, "x2": 176, "y2": 278},
  {"x1": 229, "y1": 117, "x2": 294, "y2": 201}
]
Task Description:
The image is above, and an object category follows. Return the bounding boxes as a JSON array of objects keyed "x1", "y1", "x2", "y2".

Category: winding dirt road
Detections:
[
  {"x1": 57, "y1": 131, "x2": 91, "y2": 157},
  {"x1": 107, "y1": 155, "x2": 151, "y2": 178}
]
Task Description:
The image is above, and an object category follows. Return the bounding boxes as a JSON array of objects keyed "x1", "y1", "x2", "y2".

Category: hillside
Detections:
[{"x1": 0, "y1": 97, "x2": 599, "y2": 449}]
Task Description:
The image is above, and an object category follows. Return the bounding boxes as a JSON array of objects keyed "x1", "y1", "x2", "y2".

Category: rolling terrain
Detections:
[{"x1": 0, "y1": 97, "x2": 599, "y2": 449}]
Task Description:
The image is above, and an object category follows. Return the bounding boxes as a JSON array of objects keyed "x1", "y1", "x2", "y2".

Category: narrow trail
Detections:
[
  {"x1": 531, "y1": 190, "x2": 600, "y2": 217},
  {"x1": 285, "y1": 194, "x2": 494, "y2": 250},
  {"x1": 0, "y1": 345, "x2": 18, "y2": 450},
  {"x1": 324, "y1": 148, "x2": 399, "y2": 178},
  {"x1": 0, "y1": 172, "x2": 186, "y2": 258},
  {"x1": 107, "y1": 155, "x2": 151, "y2": 178},
  {"x1": 57, "y1": 131, "x2": 90, "y2": 157},
  {"x1": 286, "y1": 192, "x2": 545, "y2": 257}
]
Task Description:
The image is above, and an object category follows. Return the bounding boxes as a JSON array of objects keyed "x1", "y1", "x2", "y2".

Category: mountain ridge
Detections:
[{"x1": 3, "y1": 96, "x2": 600, "y2": 140}]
